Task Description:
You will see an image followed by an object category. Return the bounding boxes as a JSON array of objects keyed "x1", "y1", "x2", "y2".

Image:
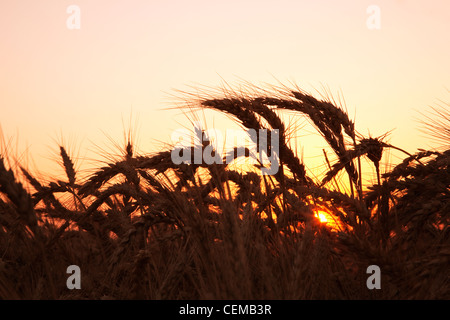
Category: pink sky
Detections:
[{"x1": 0, "y1": 0, "x2": 449, "y2": 179}]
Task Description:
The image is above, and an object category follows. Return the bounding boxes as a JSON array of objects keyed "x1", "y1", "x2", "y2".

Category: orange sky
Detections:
[{"x1": 0, "y1": 0, "x2": 449, "y2": 180}]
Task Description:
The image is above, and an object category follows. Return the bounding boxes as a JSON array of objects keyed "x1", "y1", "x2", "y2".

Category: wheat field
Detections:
[{"x1": 0, "y1": 84, "x2": 448, "y2": 299}]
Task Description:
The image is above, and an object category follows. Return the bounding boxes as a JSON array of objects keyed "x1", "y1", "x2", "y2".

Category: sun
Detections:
[
  {"x1": 313, "y1": 209, "x2": 343, "y2": 231},
  {"x1": 315, "y1": 211, "x2": 329, "y2": 224}
]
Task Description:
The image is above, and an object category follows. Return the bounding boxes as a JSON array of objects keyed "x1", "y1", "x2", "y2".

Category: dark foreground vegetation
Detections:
[{"x1": 0, "y1": 85, "x2": 448, "y2": 299}]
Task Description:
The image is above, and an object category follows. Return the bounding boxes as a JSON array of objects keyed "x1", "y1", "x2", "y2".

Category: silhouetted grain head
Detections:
[
  {"x1": 60, "y1": 146, "x2": 76, "y2": 186},
  {"x1": 0, "y1": 157, "x2": 37, "y2": 230}
]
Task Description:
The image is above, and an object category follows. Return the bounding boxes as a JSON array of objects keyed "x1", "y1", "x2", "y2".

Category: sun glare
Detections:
[
  {"x1": 313, "y1": 209, "x2": 344, "y2": 231},
  {"x1": 315, "y1": 211, "x2": 329, "y2": 224}
]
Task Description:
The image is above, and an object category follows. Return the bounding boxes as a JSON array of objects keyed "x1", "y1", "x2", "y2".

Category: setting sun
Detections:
[
  {"x1": 315, "y1": 211, "x2": 329, "y2": 224},
  {"x1": 314, "y1": 210, "x2": 343, "y2": 231}
]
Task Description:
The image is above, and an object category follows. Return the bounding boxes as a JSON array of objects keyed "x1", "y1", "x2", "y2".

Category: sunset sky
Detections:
[{"x1": 1, "y1": 0, "x2": 449, "y2": 179}]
